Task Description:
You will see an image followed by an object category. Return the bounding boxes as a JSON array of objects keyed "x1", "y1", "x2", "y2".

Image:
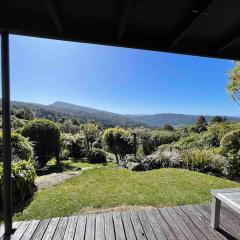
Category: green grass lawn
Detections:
[{"x1": 15, "y1": 168, "x2": 240, "y2": 221}]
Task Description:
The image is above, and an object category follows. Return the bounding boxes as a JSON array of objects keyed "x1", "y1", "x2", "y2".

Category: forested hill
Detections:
[
  {"x1": 7, "y1": 101, "x2": 142, "y2": 127},
  {"x1": 1, "y1": 100, "x2": 240, "y2": 127},
  {"x1": 125, "y1": 113, "x2": 240, "y2": 127}
]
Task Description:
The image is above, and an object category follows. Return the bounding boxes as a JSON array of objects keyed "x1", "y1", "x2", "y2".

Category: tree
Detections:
[
  {"x1": 163, "y1": 124, "x2": 174, "y2": 131},
  {"x1": 15, "y1": 108, "x2": 35, "y2": 120},
  {"x1": 103, "y1": 128, "x2": 133, "y2": 163},
  {"x1": 196, "y1": 116, "x2": 207, "y2": 127},
  {"x1": 82, "y1": 123, "x2": 100, "y2": 149},
  {"x1": 60, "y1": 119, "x2": 80, "y2": 134},
  {"x1": 211, "y1": 116, "x2": 224, "y2": 123},
  {"x1": 133, "y1": 128, "x2": 156, "y2": 156},
  {"x1": 228, "y1": 62, "x2": 240, "y2": 103},
  {"x1": 21, "y1": 119, "x2": 60, "y2": 168}
]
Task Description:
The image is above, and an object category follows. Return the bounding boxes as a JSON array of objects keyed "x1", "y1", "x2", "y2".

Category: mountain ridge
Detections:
[{"x1": 3, "y1": 100, "x2": 240, "y2": 127}]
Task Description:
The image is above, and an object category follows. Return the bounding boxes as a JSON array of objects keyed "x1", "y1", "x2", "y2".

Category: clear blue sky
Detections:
[{"x1": 6, "y1": 34, "x2": 239, "y2": 116}]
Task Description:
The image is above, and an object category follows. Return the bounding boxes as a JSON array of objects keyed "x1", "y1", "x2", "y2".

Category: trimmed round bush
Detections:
[
  {"x1": 103, "y1": 128, "x2": 133, "y2": 162},
  {"x1": 0, "y1": 160, "x2": 36, "y2": 207},
  {"x1": 220, "y1": 129, "x2": 240, "y2": 178},
  {"x1": 21, "y1": 119, "x2": 60, "y2": 168},
  {"x1": 220, "y1": 129, "x2": 240, "y2": 154},
  {"x1": 87, "y1": 148, "x2": 107, "y2": 163},
  {"x1": 0, "y1": 132, "x2": 33, "y2": 161},
  {"x1": 163, "y1": 124, "x2": 174, "y2": 131}
]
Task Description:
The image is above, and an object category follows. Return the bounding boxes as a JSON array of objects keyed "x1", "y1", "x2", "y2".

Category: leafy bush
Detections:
[
  {"x1": 196, "y1": 116, "x2": 208, "y2": 128},
  {"x1": 60, "y1": 133, "x2": 86, "y2": 160},
  {"x1": 211, "y1": 116, "x2": 225, "y2": 123},
  {"x1": 175, "y1": 133, "x2": 203, "y2": 149},
  {"x1": 181, "y1": 149, "x2": 227, "y2": 175},
  {"x1": 21, "y1": 119, "x2": 60, "y2": 168},
  {"x1": 163, "y1": 124, "x2": 174, "y2": 131},
  {"x1": 81, "y1": 123, "x2": 100, "y2": 149},
  {"x1": 206, "y1": 122, "x2": 240, "y2": 147},
  {"x1": 103, "y1": 128, "x2": 133, "y2": 163},
  {"x1": 0, "y1": 132, "x2": 33, "y2": 161},
  {"x1": 11, "y1": 116, "x2": 25, "y2": 130},
  {"x1": 152, "y1": 131, "x2": 180, "y2": 147},
  {"x1": 0, "y1": 161, "x2": 36, "y2": 207},
  {"x1": 59, "y1": 149, "x2": 70, "y2": 160},
  {"x1": 133, "y1": 128, "x2": 156, "y2": 156},
  {"x1": 220, "y1": 129, "x2": 240, "y2": 179},
  {"x1": 155, "y1": 147, "x2": 183, "y2": 168},
  {"x1": 87, "y1": 148, "x2": 107, "y2": 163}
]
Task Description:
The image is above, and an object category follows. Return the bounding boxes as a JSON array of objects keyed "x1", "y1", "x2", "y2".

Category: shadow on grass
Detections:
[{"x1": 36, "y1": 162, "x2": 79, "y2": 176}]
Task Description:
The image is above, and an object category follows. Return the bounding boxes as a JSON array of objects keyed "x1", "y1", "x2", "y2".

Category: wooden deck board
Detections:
[
  {"x1": 104, "y1": 213, "x2": 115, "y2": 240},
  {"x1": 5, "y1": 204, "x2": 240, "y2": 240}
]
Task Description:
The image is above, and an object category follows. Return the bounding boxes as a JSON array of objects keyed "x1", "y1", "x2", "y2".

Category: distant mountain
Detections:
[
  {"x1": 2, "y1": 100, "x2": 240, "y2": 128},
  {"x1": 7, "y1": 101, "x2": 143, "y2": 128},
  {"x1": 48, "y1": 101, "x2": 142, "y2": 127},
  {"x1": 125, "y1": 113, "x2": 240, "y2": 127}
]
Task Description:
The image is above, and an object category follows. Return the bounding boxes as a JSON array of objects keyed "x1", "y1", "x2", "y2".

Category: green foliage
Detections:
[
  {"x1": 208, "y1": 122, "x2": 240, "y2": 144},
  {"x1": 0, "y1": 132, "x2": 33, "y2": 161},
  {"x1": 82, "y1": 123, "x2": 100, "y2": 149},
  {"x1": 15, "y1": 108, "x2": 35, "y2": 120},
  {"x1": 196, "y1": 116, "x2": 207, "y2": 127},
  {"x1": 228, "y1": 62, "x2": 240, "y2": 103},
  {"x1": 220, "y1": 129, "x2": 240, "y2": 179},
  {"x1": 103, "y1": 128, "x2": 133, "y2": 163},
  {"x1": 152, "y1": 130, "x2": 180, "y2": 147},
  {"x1": 87, "y1": 148, "x2": 107, "y2": 163},
  {"x1": 163, "y1": 124, "x2": 174, "y2": 131},
  {"x1": 21, "y1": 119, "x2": 61, "y2": 168},
  {"x1": 11, "y1": 116, "x2": 25, "y2": 130},
  {"x1": 0, "y1": 161, "x2": 36, "y2": 207},
  {"x1": 134, "y1": 128, "x2": 156, "y2": 156},
  {"x1": 60, "y1": 133, "x2": 86, "y2": 159},
  {"x1": 174, "y1": 133, "x2": 202, "y2": 149},
  {"x1": 211, "y1": 116, "x2": 225, "y2": 123},
  {"x1": 60, "y1": 119, "x2": 80, "y2": 134},
  {"x1": 181, "y1": 149, "x2": 227, "y2": 175}
]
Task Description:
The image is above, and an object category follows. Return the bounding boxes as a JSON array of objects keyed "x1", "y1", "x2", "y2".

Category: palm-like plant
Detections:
[{"x1": 228, "y1": 62, "x2": 240, "y2": 103}]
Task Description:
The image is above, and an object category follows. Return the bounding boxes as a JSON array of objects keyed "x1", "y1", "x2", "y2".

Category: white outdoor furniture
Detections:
[{"x1": 211, "y1": 188, "x2": 240, "y2": 229}]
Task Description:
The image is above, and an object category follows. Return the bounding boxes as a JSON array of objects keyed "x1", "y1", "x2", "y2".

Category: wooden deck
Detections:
[{"x1": 2, "y1": 204, "x2": 240, "y2": 240}]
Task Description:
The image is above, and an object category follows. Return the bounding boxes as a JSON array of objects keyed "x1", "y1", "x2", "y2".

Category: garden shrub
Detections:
[
  {"x1": 134, "y1": 128, "x2": 156, "y2": 156},
  {"x1": 220, "y1": 129, "x2": 240, "y2": 179},
  {"x1": 21, "y1": 119, "x2": 60, "y2": 168},
  {"x1": 175, "y1": 133, "x2": 203, "y2": 149},
  {"x1": 0, "y1": 161, "x2": 36, "y2": 207},
  {"x1": 206, "y1": 122, "x2": 240, "y2": 147},
  {"x1": 163, "y1": 124, "x2": 174, "y2": 131},
  {"x1": 60, "y1": 133, "x2": 86, "y2": 160},
  {"x1": 181, "y1": 149, "x2": 227, "y2": 175},
  {"x1": 0, "y1": 132, "x2": 33, "y2": 161},
  {"x1": 87, "y1": 148, "x2": 107, "y2": 163},
  {"x1": 103, "y1": 128, "x2": 133, "y2": 163},
  {"x1": 59, "y1": 149, "x2": 70, "y2": 160},
  {"x1": 152, "y1": 131, "x2": 180, "y2": 147}
]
